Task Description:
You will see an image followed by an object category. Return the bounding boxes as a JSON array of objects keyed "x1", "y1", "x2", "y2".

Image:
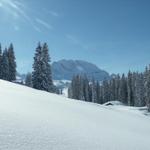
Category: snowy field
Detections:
[{"x1": 0, "y1": 80, "x2": 150, "y2": 150}]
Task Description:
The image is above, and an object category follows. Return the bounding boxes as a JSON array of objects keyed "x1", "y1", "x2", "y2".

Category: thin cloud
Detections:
[
  {"x1": 66, "y1": 34, "x2": 79, "y2": 44},
  {"x1": 36, "y1": 18, "x2": 53, "y2": 30},
  {"x1": 47, "y1": 10, "x2": 59, "y2": 17},
  {"x1": 0, "y1": 0, "x2": 43, "y2": 32},
  {"x1": 66, "y1": 34, "x2": 90, "y2": 50},
  {"x1": 33, "y1": 25, "x2": 42, "y2": 33}
]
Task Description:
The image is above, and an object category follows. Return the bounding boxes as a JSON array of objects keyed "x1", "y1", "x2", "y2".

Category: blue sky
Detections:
[{"x1": 0, "y1": 0, "x2": 150, "y2": 74}]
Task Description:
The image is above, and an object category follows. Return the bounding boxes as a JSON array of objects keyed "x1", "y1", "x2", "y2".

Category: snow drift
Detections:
[{"x1": 0, "y1": 80, "x2": 150, "y2": 150}]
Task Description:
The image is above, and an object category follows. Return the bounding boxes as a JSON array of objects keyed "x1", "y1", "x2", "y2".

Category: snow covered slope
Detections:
[{"x1": 0, "y1": 80, "x2": 150, "y2": 150}]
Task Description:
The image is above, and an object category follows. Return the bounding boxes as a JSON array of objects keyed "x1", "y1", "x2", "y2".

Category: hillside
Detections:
[
  {"x1": 0, "y1": 80, "x2": 150, "y2": 150},
  {"x1": 52, "y1": 59, "x2": 110, "y2": 81}
]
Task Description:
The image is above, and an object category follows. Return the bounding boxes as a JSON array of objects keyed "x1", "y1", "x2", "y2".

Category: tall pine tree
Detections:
[
  {"x1": 32, "y1": 42, "x2": 43, "y2": 90},
  {"x1": 7, "y1": 43, "x2": 16, "y2": 81},
  {"x1": 25, "y1": 72, "x2": 33, "y2": 87},
  {"x1": 32, "y1": 42, "x2": 54, "y2": 92},
  {"x1": 41, "y1": 43, "x2": 53, "y2": 92},
  {"x1": 1, "y1": 48, "x2": 9, "y2": 80},
  {"x1": 0, "y1": 44, "x2": 2, "y2": 79}
]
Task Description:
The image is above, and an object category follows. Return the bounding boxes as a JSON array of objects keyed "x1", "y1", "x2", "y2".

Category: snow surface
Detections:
[
  {"x1": 62, "y1": 87, "x2": 69, "y2": 97},
  {"x1": 0, "y1": 80, "x2": 150, "y2": 150},
  {"x1": 103, "y1": 101, "x2": 124, "y2": 106}
]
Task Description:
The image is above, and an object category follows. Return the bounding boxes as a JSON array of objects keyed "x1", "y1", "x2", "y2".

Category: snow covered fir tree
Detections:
[
  {"x1": 25, "y1": 72, "x2": 33, "y2": 87},
  {"x1": 0, "y1": 43, "x2": 16, "y2": 82},
  {"x1": 32, "y1": 42, "x2": 55, "y2": 92}
]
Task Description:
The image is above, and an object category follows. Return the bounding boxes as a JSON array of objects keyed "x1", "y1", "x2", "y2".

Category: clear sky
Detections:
[{"x1": 0, "y1": 0, "x2": 150, "y2": 74}]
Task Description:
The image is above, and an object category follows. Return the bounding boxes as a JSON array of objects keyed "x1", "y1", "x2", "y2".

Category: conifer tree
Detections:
[
  {"x1": 1, "y1": 48, "x2": 9, "y2": 80},
  {"x1": 32, "y1": 42, "x2": 54, "y2": 92},
  {"x1": 115, "y1": 74, "x2": 120, "y2": 100},
  {"x1": 25, "y1": 72, "x2": 33, "y2": 87},
  {"x1": 110, "y1": 78, "x2": 116, "y2": 101},
  {"x1": 119, "y1": 74, "x2": 128, "y2": 104},
  {"x1": 7, "y1": 43, "x2": 16, "y2": 81},
  {"x1": 72, "y1": 75, "x2": 83, "y2": 100},
  {"x1": 0, "y1": 44, "x2": 2, "y2": 79},
  {"x1": 144, "y1": 66, "x2": 149, "y2": 107},
  {"x1": 91, "y1": 78, "x2": 97, "y2": 103},
  {"x1": 127, "y1": 71, "x2": 134, "y2": 106},
  {"x1": 95, "y1": 81, "x2": 101, "y2": 103},
  {"x1": 145, "y1": 66, "x2": 150, "y2": 111},
  {"x1": 103, "y1": 79, "x2": 110, "y2": 103},
  {"x1": 82, "y1": 75, "x2": 90, "y2": 101},
  {"x1": 41, "y1": 43, "x2": 53, "y2": 92},
  {"x1": 32, "y1": 42, "x2": 43, "y2": 90},
  {"x1": 134, "y1": 73, "x2": 145, "y2": 107},
  {"x1": 99, "y1": 85, "x2": 104, "y2": 104}
]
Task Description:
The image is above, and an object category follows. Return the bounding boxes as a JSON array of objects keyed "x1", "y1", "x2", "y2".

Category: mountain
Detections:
[
  {"x1": 0, "y1": 79, "x2": 150, "y2": 150},
  {"x1": 52, "y1": 59, "x2": 110, "y2": 81}
]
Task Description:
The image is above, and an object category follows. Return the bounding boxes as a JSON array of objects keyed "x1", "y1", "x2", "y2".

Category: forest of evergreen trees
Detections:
[
  {"x1": 0, "y1": 42, "x2": 150, "y2": 112},
  {"x1": 68, "y1": 68, "x2": 150, "y2": 112},
  {"x1": 0, "y1": 43, "x2": 16, "y2": 82},
  {"x1": 0, "y1": 42, "x2": 56, "y2": 93}
]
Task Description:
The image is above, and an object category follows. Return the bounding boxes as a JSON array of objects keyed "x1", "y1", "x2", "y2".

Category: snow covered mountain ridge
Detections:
[
  {"x1": 0, "y1": 80, "x2": 150, "y2": 150},
  {"x1": 52, "y1": 59, "x2": 110, "y2": 81}
]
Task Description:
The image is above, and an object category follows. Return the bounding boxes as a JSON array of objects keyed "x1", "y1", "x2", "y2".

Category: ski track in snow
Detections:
[{"x1": 0, "y1": 80, "x2": 150, "y2": 150}]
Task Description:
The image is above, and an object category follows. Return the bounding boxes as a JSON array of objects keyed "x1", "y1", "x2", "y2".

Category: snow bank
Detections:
[
  {"x1": 0, "y1": 80, "x2": 150, "y2": 150},
  {"x1": 103, "y1": 101, "x2": 124, "y2": 106}
]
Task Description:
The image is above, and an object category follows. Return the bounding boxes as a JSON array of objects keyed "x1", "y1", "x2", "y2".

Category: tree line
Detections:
[
  {"x1": 0, "y1": 43, "x2": 16, "y2": 81},
  {"x1": 0, "y1": 42, "x2": 57, "y2": 93},
  {"x1": 1, "y1": 42, "x2": 150, "y2": 111},
  {"x1": 68, "y1": 67, "x2": 150, "y2": 112}
]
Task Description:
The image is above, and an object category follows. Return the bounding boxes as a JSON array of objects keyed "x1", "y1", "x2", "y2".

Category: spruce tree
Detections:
[
  {"x1": 82, "y1": 75, "x2": 90, "y2": 101},
  {"x1": 115, "y1": 74, "x2": 120, "y2": 100},
  {"x1": 91, "y1": 78, "x2": 97, "y2": 103},
  {"x1": 127, "y1": 71, "x2": 134, "y2": 106},
  {"x1": 7, "y1": 43, "x2": 16, "y2": 81},
  {"x1": 103, "y1": 79, "x2": 110, "y2": 103},
  {"x1": 96, "y1": 81, "x2": 100, "y2": 103},
  {"x1": 0, "y1": 44, "x2": 2, "y2": 79},
  {"x1": 32, "y1": 42, "x2": 54, "y2": 92},
  {"x1": 119, "y1": 74, "x2": 128, "y2": 104},
  {"x1": 145, "y1": 66, "x2": 150, "y2": 111},
  {"x1": 99, "y1": 85, "x2": 104, "y2": 104},
  {"x1": 110, "y1": 77, "x2": 116, "y2": 101},
  {"x1": 144, "y1": 66, "x2": 149, "y2": 107},
  {"x1": 25, "y1": 72, "x2": 33, "y2": 87},
  {"x1": 41, "y1": 43, "x2": 53, "y2": 92},
  {"x1": 134, "y1": 73, "x2": 145, "y2": 107},
  {"x1": 72, "y1": 75, "x2": 82, "y2": 100},
  {"x1": 32, "y1": 42, "x2": 43, "y2": 90},
  {"x1": 1, "y1": 48, "x2": 9, "y2": 80}
]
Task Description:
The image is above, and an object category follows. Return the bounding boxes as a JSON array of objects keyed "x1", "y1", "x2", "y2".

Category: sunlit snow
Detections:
[{"x1": 0, "y1": 80, "x2": 150, "y2": 150}]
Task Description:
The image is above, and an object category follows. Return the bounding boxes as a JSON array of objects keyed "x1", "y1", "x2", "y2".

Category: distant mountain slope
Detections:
[{"x1": 52, "y1": 59, "x2": 110, "y2": 81}]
